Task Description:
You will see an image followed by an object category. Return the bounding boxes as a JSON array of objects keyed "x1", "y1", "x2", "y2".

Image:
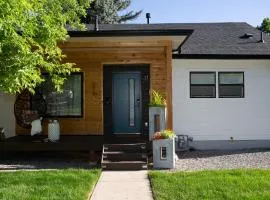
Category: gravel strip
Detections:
[
  {"x1": 0, "y1": 152, "x2": 98, "y2": 170},
  {"x1": 175, "y1": 150, "x2": 270, "y2": 171}
]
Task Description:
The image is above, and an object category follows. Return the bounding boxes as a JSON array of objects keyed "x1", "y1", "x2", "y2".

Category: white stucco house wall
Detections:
[
  {"x1": 168, "y1": 22, "x2": 270, "y2": 150},
  {"x1": 173, "y1": 59, "x2": 270, "y2": 150}
]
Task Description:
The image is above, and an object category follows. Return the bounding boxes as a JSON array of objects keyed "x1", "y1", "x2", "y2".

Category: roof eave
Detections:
[{"x1": 68, "y1": 29, "x2": 193, "y2": 37}]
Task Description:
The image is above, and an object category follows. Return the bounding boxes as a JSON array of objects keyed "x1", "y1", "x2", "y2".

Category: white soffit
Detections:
[{"x1": 69, "y1": 36, "x2": 187, "y2": 50}]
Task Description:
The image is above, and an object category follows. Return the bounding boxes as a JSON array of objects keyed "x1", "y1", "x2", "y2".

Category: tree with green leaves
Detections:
[
  {"x1": 0, "y1": 0, "x2": 91, "y2": 94},
  {"x1": 261, "y1": 18, "x2": 270, "y2": 33},
  {"x1": 83, "y1": 0, "x2": 142, "y2": 24}
]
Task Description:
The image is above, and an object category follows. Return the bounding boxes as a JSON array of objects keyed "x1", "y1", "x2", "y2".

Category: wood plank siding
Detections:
[{"x1": 16, "y1": 39, "x2": 173, "y2": 135}]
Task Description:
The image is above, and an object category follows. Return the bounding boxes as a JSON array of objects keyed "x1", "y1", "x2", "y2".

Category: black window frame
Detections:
[
  {"x1": 190, "y1": 71, "x2": 216, "y2": 98},
  {"x1": 218, "y1": 72, "x2": 244, "y2": 98},
  {"x1": 35, "y1": 72, "x2": 84, "y2": 118}
]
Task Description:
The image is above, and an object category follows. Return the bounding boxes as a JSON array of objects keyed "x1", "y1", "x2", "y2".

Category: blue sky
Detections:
[{"x1": 127, "y1": 0, "x2": 270, "y2": 26}]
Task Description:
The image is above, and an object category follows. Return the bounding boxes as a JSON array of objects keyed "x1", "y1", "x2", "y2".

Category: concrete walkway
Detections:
[{"x1": 90, "y1": 171, "x2": 153, "y2": 200}]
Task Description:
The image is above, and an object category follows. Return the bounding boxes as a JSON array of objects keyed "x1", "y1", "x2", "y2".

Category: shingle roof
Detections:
[{"x1": 71, "y1": 23, "x2": 270, "y2": 56}]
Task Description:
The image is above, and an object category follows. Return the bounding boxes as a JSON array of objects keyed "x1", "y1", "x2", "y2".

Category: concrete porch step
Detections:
[
  {"x1": 101, "y1": 161, "x2": 148, "y2": 170},
  {"x1": 103, "y1": 152, "x2": 147, "y2": 161},
  {"x1": 102, "y1": 143, "x2": 149, "y2": 170},
  {"x1": 104, "y1": 143, "x2": 147, "y2": 152}
]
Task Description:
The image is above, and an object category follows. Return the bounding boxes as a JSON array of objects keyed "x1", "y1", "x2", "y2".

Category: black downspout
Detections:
[
  {"x1": 260, "y1": 31, "x2": 265, "y2": 43},
  {"x1": 95, "y1": 15, "x2": 99, "y2": 31}
]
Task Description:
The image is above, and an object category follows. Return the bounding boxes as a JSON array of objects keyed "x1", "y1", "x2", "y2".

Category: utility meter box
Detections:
[{"x1": 153, "y1": 138, "x2": 176, "y2": 169}]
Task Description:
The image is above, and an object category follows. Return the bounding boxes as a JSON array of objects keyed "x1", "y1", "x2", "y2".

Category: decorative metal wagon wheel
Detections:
[{"x1": 14, "y1": 90, "x2": 47, "y2": 128}]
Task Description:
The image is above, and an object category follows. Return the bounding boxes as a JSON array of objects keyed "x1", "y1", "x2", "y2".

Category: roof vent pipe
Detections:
[
  {"x1": 259, "y1": 31, "x2": 265, "y2": 43},
  {"x1": 95, "y1": 15, "x2": 99, "y2": 31},
  {"x1": 146, "y1": 13, "x2": 151, "y2": 24}
]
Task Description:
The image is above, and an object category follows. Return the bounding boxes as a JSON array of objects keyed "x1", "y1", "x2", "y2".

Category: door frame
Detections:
[{"x1": 103, "y1": 64, "x2": 150, "y2": 138}]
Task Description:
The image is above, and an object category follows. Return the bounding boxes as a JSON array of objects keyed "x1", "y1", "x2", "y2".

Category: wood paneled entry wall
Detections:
[{"x1": 16, "y1": 39, "x2": 173, "y2": 135}]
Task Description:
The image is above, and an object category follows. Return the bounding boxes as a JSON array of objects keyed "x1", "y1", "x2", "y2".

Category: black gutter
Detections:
[
  {"x1": 68, "y1": 29, "x2": 193, "y2": 37},
  {"x1": 173, "y1": 33, "x2": 192, "y2": 53},
  {"x1": 173, "y1": 54, "x2": 270, "y2": 59}
]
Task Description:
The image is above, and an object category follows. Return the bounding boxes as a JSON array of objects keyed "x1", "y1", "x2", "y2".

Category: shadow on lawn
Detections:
[{"x1": 0, "y1": 151, "x2": 100, "y2": 170}]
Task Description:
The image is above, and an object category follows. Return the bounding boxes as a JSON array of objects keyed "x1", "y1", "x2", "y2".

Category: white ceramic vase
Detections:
[{"x1": 48, "y1": 120, "x2": 60, "y2": 141}]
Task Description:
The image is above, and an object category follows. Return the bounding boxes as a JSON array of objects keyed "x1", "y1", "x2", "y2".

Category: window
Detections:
[
  {"x1": 35, "y1": 73, "x2": 83, "y2": 117},
  {"x1": 218, "y1": 72, "x2": 244, "y2": 98},
  {"x1": 190, "y1": 72, "x2": 216, "y2": 98},
  {"x1": 129, "y1": 78, "x2": 135, "y2": 127}
]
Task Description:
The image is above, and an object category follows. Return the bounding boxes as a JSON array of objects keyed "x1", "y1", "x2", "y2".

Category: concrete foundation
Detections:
[{"x1": 176, "y1": 140, "x2": 270, "y2": 151}]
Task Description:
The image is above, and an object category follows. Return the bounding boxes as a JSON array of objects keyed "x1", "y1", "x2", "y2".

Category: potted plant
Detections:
[
  {"x1": 152, "y1": 129, "x2": 176, "y2": 169},
  {"x1": 149, "y1": 90, "x2": 166, "y2": 140},
  {"x1": 153, "y1": 129, "x2": 175, "y2": 140}
]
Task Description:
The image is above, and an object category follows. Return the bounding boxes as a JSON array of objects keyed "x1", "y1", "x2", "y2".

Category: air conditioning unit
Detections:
[{"x1": 176, "y1": 135, "x2": 193, "y2": 151}]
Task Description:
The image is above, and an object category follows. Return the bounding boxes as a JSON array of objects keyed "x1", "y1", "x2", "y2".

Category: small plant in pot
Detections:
[
  {"x1": 149, "y1": 90, "x2": 166, "y2": 107},
  {"x1": 153, "y1": 129, "x2": 175, "y2": 140},
  {"x1": 152, "y1": 129, "x2": 176, "y2": 169}
]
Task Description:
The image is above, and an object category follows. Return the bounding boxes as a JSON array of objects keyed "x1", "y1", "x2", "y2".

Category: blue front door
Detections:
[{"x1": 112, "y1": 72, "x2": 141, "y2": 134}]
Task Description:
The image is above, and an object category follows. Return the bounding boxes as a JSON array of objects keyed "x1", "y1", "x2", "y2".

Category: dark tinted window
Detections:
[
  {"x1": 35, "y1": 73, "x2": 83, "y2": 117},
  {"x1": 190, "y1": 72, "x2": 216, "y2": 98},
  {"x1": 219, "y1": 72, "x2": 244, "y2": 98}
]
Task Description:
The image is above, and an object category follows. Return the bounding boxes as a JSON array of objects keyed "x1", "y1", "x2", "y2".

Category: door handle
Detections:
[
  {"x1": 104, "y1": 97, "x2": 111, "y2": 105},
  {"x1": 136, "y1": 98, "x2": 141, "y2": 105}
]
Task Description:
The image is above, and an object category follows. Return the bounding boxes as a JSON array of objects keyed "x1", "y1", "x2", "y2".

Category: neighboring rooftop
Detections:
[{"x1": 68, "y1": 22, "x2": 270, "y2": 56}]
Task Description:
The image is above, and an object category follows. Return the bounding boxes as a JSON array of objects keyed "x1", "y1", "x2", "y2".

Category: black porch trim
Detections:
[{"x1": 173, "y1": 54, "x2": 270, "y2": 59}]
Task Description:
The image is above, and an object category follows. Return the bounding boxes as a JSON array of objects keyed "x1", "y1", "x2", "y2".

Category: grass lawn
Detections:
[
  {"x1": 149, "y1": 169, "x2": 270, "y2": 200},
  {"x1": 0, "y1": 169, "x2": 100, "y2": 200}
]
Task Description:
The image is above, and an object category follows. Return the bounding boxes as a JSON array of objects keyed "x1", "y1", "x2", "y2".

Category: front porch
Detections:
[
  {"x1": 0, "y1": 37, "x2": 171, "y2": 170},
  {"x1": 0, "y1": 135, "x2": 151, "y2": 170},
  {"x1": 0, "y1": 135, "x2": 150, "y2": 152}
]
